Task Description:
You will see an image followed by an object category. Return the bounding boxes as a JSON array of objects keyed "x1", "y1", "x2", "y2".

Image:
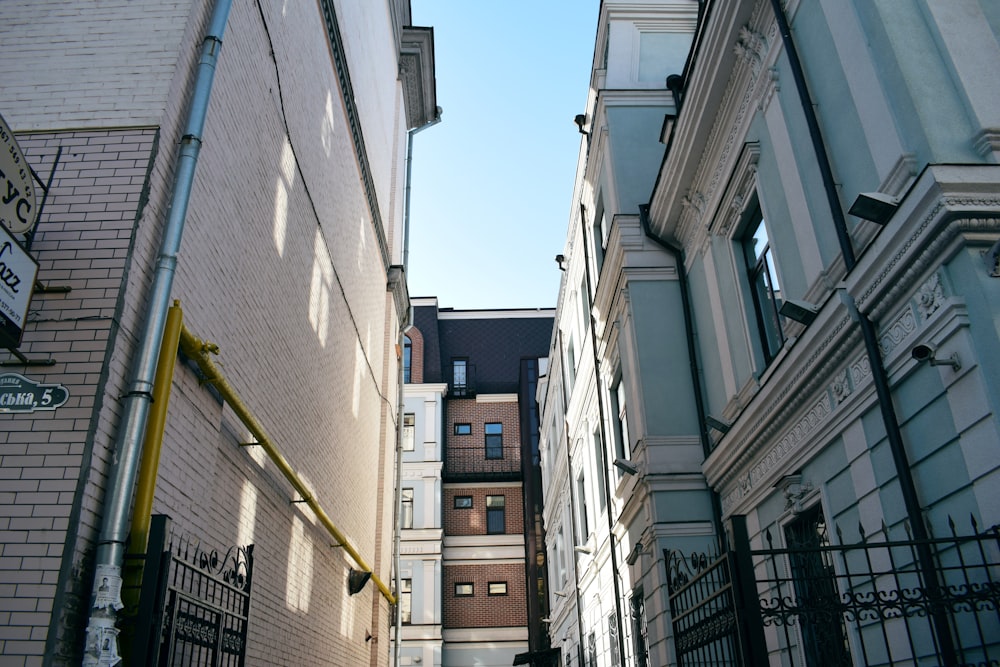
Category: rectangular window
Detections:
[
  {"x1": 785, "y1": 505, "x2": 852, "y2": 667},
  {"x1": 401, "y1": 488, "x2": 413, "y2": 529},
  {"x1": 576, "y1": 473, "x2": 589, "y2": 540},
  {"x1": 485, "y1": 422, "x2": 503, "y2": 459},
  {"x1": 454, "y1": 423, "x2": 471, "y2": 435},
  {"x1": 593, "y1": 427, "x2": 607, "y2": 512},
  {"x1": 612, "y1": 377, "x2": 630, "y2": 461},
  {"x1": 403, "y1": 336, "x2": 412, "y2": 383},
  {"x1": 631, "y1": 588, "x2": 649, "y2": 667},
  {"x1": 743, "y1": 206, "x2": 785, "y2": 363},
  {"x1": 454, "y1": 495, "x2": 473, "y2": 509},
  {"x1": 452, "y1": 358, "x2": 469, "y2": 396},
  {"x1": 455, "y1": 582, "x2": 474, "y2": 596},
  {"x1": 486, "y1": 495, "x2": 506, "y2": 534},
  {"x1": 488, "y1": 582, "x2": 508, "y2": 596},
  {"x1": 608, "y1": 612, "x2": 621, "y2": 666},
  {"x1": 402, "y1": 413, "x2": 415, "y2": 451},
  {"x1": 400, "y1": 578, "x2": 412, "y2": 624}
]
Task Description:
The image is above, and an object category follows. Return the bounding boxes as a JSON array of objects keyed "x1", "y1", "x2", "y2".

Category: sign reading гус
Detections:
[
  {"x1": 0, "y1": 112, "x2": 37, "y2": 235},
  {"x1": 0, "y1": 373, "x2": 69, "y2": 413}
]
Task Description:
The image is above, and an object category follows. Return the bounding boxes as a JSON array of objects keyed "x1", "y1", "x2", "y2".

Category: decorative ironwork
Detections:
[
  {"x1": 753, "y1": 514, "x2": 1000, "y2": 666},
  {"x1": 666, "y1": 514, "x2": 1000, "y2": 666},
  {"x1": 128, "y1": 516, "x2": 254, "y2": 667}
]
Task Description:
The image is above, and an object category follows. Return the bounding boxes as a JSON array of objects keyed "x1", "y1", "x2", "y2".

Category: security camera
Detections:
[{"x1": 911, "y1": 343, "x2": 961, "y2": 371}]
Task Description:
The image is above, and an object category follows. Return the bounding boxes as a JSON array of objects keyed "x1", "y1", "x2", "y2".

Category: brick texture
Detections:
[
  {"x1": 444, "y1": 486, "x2": 524, "y2": 537},
  {"x1": 443, "y1": 563, "x2": 528, "y2": 629},
  {"x1": 445, "y1": 399, "x2": 521, "y2": 477}
]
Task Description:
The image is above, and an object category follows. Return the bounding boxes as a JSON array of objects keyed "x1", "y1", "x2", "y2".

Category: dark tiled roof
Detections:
[
  {"x1": 412, "y1": 304, "x2": 442, "y2": 383},
  {"x1": 438, "y1": 315, "x2": 553, "y2": 394}
]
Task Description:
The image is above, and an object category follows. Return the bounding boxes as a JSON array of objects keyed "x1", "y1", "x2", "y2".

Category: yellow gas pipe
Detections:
[{"x1": 178, "y1": 323, "x2": 395, "y2": 604}]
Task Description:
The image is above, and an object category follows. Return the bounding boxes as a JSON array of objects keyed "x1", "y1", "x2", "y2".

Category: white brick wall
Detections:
[
  {"x1": 0, "y1": 1, "x2": 197, "y2": 131},
  {"x1": 1, "y1": 0, "x2": 412, "y2": 664}
]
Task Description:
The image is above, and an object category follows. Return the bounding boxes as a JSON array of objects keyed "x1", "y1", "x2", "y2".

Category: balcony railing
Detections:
[{"x1": 443, "y1": 441, "x2": 521, "y2": 481}]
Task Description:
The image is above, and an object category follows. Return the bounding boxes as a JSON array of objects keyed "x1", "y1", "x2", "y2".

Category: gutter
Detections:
[{"x1": 82, "y1": 1, "x2": 234, "y2": 662}]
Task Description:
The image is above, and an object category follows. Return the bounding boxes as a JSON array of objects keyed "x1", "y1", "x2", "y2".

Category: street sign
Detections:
[
  {"x1": 0, "y1": 373, "x2": 69, "y2": 413},
  {"x1": 0, "y1": 223, "x2": 38, "y2": 348},
  {"x1": 0, "y1": 113, "x2": 37, "y2": 235}
]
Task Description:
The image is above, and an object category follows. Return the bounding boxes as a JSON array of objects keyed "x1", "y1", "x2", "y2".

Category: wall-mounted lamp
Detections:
[
  {"x1": 613, "y1": 458, "x2": 638, "y2": 476},
  {"x1": 574, "y1": 545, "x2": 593, "y2": 554},
  {"x1": 705, "y1": 415, "x2": 731, "y2": 434},
  {"x1": 555, "y1": 254, "x2": 567, "y2": 271},
  {"x1": 849, "y1": 192, "x2": 899, "y2": 225},
  {"x1": 625, "y1": 540, "x2": 645, "y2": 566},
  {"x1": 552, "y1": 590, "x2": 568, "y2": 598},
  {"x1": 911, "y1": 344, "x2": 961, "y2": 371},
  {"x1": 659, "y1": 112, "x2": 677, "y2": 146},
  {"x1": 348, "y1": 568, "x2": 372, "y2": 595},
  {"x1": 574, "y1": 114, "x2": 588, "y2": 135},
  {"x1": 666, "y1": 74, "x2": 684, "y2": 109},
  {"x1": 779, "y1": 298, "x2": 819, "y2": 325}
]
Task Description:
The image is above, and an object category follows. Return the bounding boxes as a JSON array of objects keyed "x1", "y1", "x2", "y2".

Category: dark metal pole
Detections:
[{"x1": 768, "y1": 1, "x2": 957, "y2": 660}]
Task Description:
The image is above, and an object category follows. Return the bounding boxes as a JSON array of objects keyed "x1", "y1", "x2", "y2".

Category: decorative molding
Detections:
[
  {"x1": 972, "y1": 127, "x2": 1000, "y2": 158},
  {"x1": 878, "y1": 306, "x2": 917, "y2": 357},
  {"x1": 916, "y1": 272, "x2": 944, "y2": 320},
  {"x1": 734, "y1": 25, "x2": 768, "y2": 77}
]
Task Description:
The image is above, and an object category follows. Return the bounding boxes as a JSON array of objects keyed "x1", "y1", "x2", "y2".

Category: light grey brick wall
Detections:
[
  {"x1": 0, "y1": 0, "x2": 196, "y2": 131},
  {"x1": 2, "y1": 128, "x2": 158, "y2": 665},
  {"x1": 1, "y1": 0, "x2": 410, "y2": 664}
]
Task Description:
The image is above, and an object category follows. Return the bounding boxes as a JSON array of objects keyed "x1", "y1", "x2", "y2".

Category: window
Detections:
[
  {"x1": 593, "y1": 427, "x2": 607, "y2": 512},
  {"x1": 611, "y1": 377, "x2": 630, "y2": 461},
  {"x1": 403, "y1": 335, "x2": 412, "y2": 383},
  {"x1": 785, "y1": 505, "x2": 852, "y2": 667},
  {"x1": 488, "y1": 582, "x2": 508, "y2": 596},
  {"x1": 452, "y1": 358, "x2": 468, "y2": 396},
  {"x1": 454, "y1": 423, "x2": 471, "y2": 435},
  {"x1": 631, "y1": 588, "x2": 649, "y2": 667},
  {"x1": 588, "y1": 632, "x2": 597, "y2": 667},
  {"x1": 486, "y1": 495, "x2": 506, "y2": 534},
  {"x1": 402, "y1": 413, "x2": 415, "y2": 451},
  {"x1": 400, "y1": 488, "x2": 413, "y2": 529},
  {"x1": 743, "y1": 206, "x2": 785, "y2": 364},
  {"x1": 455, "y1": 582, "x2": 474, "y2": 596},
  {"x1": 608, "y1": 612, "x2": 621, "y2": 667},
  {"x1": 576, "y1": 472, "x2": 589, "y2": 540},
  {"x1": 454, "y1": 496, "x2": 473, "y2": 509},
  {"x1": 485, "y1": 422, "x2": 503, "y2": 459},
  {"x1": 400, "y1": 578, "x2": 412, "y2": 624},
  {"x1": 565, "y1": 337, "x2": 577, "y2": 391}
]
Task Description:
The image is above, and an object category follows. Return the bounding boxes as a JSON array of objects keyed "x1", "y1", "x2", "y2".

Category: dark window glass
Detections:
[
  {"x1": 487, "y1": 495, "x2": 505, "y2": 534},
  {"x1": 485, "y1": 422, "x2": 503, "y2": 459},
  {"x1": 743, "y1": 208, "x2": 785, "y2": 363},
  {"x1": 400, "y1": 488, "x2": 413, "y2": 529},
  {"x1": 452, "y1": 359, "x2": 468, "y2": 396},
  {"x1": 631, "y1": 588, "x2": 649, "y2": 667},
  {"x1": 454, "y1": 423, "x2": 471, "y2": 435},
  {"x1": 400, "y1": 579, "x2": 412, "y2": 624},
  {"x1": 454, "y1": 496, "x2": 473, "y2": 509},
  {"x1": 403, "y1": 335, "x2": 412, "y2": 383}
]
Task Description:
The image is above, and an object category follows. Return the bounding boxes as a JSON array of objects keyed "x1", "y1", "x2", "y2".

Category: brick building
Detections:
[
  {"x1": 0, "y1": 1, "x2": 436, "y2": 665},
  {"x1": 393, "y1": 298, "x2": 553, "y2": 667}
]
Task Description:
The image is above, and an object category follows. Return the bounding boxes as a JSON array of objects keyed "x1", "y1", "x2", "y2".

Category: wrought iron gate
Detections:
[
  {"x1": 127, "y1": 515, "x2": 254, "y2": 666},
  {"x1": 667, "y1": 515, "x2": 1000, "y2": 666}
]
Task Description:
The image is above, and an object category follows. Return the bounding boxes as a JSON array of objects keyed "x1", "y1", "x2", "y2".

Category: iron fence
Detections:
[{"x1": 667, "y1": 515, "x2": 1000, "y2": 667}]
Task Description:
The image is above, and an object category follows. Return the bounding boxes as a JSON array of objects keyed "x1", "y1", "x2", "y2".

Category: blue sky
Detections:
[{"x1": 407, "y1": 1, "x2": 600, "y2": 310}]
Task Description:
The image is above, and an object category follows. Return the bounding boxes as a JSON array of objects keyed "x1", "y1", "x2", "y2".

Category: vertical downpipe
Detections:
[{"x1": 82, "y1": 2, "x2": 233, "y2": 664}]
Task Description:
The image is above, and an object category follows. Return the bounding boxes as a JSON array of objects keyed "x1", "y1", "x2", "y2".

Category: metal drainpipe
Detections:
[
  {"x1": 766, "y1": 1, "x2": 957, "y2": 660},
  {"x1": 578, "y1": 205, "x2": 628, "y2": 664},
  {"x1": 402, "y1": 111, "x2": 441, "y2": 271},
  {"x1": 82, "y1": 1, "x2": 233, "y2": 662}
]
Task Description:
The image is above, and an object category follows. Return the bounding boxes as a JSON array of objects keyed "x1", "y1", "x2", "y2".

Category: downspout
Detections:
[
  {"x1": 767, "y1": 1, "x2": 957, "y2": 660},
  {"x1": 82, "y1": 2, "x2": 233, "y2": 663},
  {"x1": 402, "y1": 110, "x2": 441, "y2": 270},
  {"x1": 578, "y1": 205, "x2": 628, "y2": 664},
  {"x1": 556, "y1": 329, "x2": 587, "y2": 667}
]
